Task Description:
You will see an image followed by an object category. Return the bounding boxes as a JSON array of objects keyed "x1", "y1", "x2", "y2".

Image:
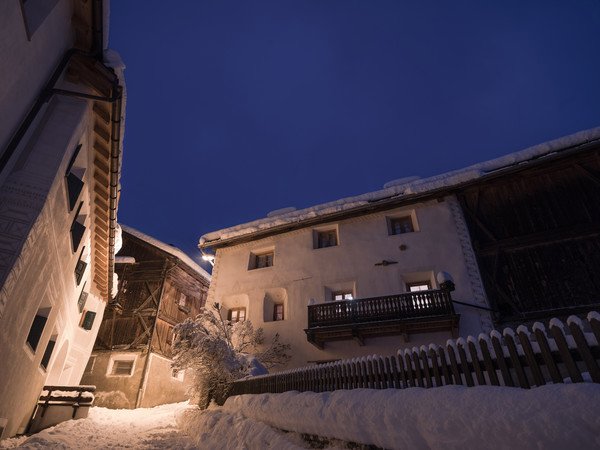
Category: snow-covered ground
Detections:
[{"x1": 2, "y1": 383, "x2": 599, "y2": 449}]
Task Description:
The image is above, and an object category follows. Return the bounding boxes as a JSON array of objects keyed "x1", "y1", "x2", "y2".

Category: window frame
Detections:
[
  {"x1": 331, "y1": 290, "x2": 354, "y2": 301},
  {"x1": 316, "y1": 229, "x2": 338, "y2": 248},
  {"x1": 273, "y1": 303, "x2": 284, "y2": 321},
  {"x1": 228, "y1": 307, "x2": 246, "y2": 323},
  {"x1": 406, "y1": 281, "x2": 432, "y2": 292},
  {"x1": 107, "y1": 355, "x2": 137, "y2": 377},
  {"x1": 389, "y1": 216, "x2": 415, "y2": 235},
  {"x1": 249, "y1": 250, "x2": 274, "y2": 270}
]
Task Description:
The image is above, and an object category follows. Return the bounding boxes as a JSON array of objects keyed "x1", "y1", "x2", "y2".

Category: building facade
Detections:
[
  {"x1": 201, "y1": 197, "x2": 492, "y2": 370},
  {"x1": 81, "y1": 225, "x2": 211, "y2": 409},
  {"x1": 0, "y1": 0, "x2": 124, "y2": 438},
  {"x1": 199, "y1": 128, "x2": 600, "y2": 370}
]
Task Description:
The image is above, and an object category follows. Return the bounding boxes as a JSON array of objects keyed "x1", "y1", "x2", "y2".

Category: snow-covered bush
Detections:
[{"x1": 172, "y1": 303, "x2": 290, "y2": 408}]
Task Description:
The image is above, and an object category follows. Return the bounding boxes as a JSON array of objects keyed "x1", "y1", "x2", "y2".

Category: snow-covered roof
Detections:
[
  {"x1": 119, "y1": 224, "x2": 211, "y2": 281},
  {"x1": 200, "y1": 126, "x2": 600, "y2": 248}
]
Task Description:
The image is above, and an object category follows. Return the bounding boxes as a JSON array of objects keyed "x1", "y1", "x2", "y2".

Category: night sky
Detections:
[{"x1": 109, "y1": 1, "x2": 600, "y2": 272}]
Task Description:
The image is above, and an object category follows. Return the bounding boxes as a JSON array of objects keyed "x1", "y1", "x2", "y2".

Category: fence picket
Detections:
[
  {"x1": 568, "y1": 316, "x2": 600, "y2": 383},
  {"x1": 224, "y1": 313, "x2": 600, "y2": 400},
  {"x1": 420, "y1": 347, "x2": 433, "y2": 388},
  {"x1": 467, "y1": 338, "x2": 485, "y2": 385},
  {"x1": 490, "y1": 331, "x2": 513, "y2": 387},
  {"x1": 503, "y1": 329, "x2": 530, "y2": 388},
  {"x1": 456, "y1": 339, "x2": 475, "y2": 387},
  {"x1": 437, "y1": 346, "x2": 453, "y2": 385},
  {"x1": 446, "y1": 343, "x2": 463, "y2": 385},
  {"x1": 404, "y1": 351, "x2": 416, "y2": 388},
  {"x1": 478, "y1": 335, "x2": 499, "y2": 386},
  {"x1": 550, "y1": 319, "x2": 583, "y2": 383},
  {"x1": 517, "y1": 326, "x2": 545, "y2": 387}
]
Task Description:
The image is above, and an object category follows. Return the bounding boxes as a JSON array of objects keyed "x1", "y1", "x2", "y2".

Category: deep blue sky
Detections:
[{"x1": 109, "y1": 1, "x2": 600, "y2": 271}]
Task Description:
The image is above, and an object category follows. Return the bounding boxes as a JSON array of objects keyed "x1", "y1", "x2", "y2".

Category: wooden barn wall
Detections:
[
  {"x1": 154, "y1": 265, "x2": 209, "y2": 358},
  {"x1": 458, "y1": 149, "x2": 600, "y2": 323}
]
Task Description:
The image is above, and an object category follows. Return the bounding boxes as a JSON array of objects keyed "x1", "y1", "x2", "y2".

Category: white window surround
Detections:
[
  {"x1": 312, "y1": 224, "x2": 340, "y2": 249},
  {"x1": 106, "y1": 354, "x2": 137, "y2": 377},
  {"x1": 386, "y1": 210, "x2": 419, "y2": 235}
]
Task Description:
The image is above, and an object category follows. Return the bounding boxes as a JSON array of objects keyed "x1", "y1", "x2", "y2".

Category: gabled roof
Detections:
[
  {"x1": 200, "y1": 126, "x2": 600, "y2": 249},
  {"x1": 120, "y1": 224, "x2": 211, "y2": 282}
]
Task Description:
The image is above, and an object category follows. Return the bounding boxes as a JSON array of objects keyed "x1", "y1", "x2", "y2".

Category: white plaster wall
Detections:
[
  {"x1": 207, "y1": 198, "x2": 492, "y2": 370},
  {"x1": 0, "y1": 0, "x2": 73, "y2": 156},
  {"x1": 0, "y1": 95, "x2": 105, "y2": 438}
]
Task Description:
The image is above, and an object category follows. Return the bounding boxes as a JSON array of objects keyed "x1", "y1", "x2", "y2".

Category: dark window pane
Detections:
[
  {"x1": 81, "y1": 311, "x2": 96, "y2": 330},
  {"x1": 26, "y1": 314, "x2": 48, "y2": 352},
  {"x1": 71, "y1": 221, "x2": 86, "y2": 252},
  {"x1": 66, "y1": 173, "x2": 84, "y2": 211},
  {"x1": 40, "y1": 338, "x2": 56, "y2": 370}
]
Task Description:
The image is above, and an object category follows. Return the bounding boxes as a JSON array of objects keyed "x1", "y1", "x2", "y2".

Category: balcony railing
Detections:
[{"x1": 305, "y1": 288, "x2": 459, "y2": 348}]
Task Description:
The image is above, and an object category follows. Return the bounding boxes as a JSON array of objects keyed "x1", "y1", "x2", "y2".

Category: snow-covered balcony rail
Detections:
[
  {"x1": 305, "y1": 288, "x2": 459, "y2": 349},
  {"x1": 28, "y1": 385, "x2": 96, "y2": 434}
]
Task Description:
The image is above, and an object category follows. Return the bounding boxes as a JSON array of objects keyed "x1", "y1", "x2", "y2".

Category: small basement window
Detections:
[{"x1": 108, "y1": 357, "x2": 136, "y2": 376}]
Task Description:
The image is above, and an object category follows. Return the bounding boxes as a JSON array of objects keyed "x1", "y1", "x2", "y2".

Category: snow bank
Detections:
[
  {"x1": 219, "y1": 384, "x2": 600, "y2": 450},
  {"x1": 200, "y1": 126, "x2": 600, "y2": 246}
]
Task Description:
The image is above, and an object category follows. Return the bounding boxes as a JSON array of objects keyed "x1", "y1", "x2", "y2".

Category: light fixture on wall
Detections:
[{"x1": 200, "y1": 248, "x2": 215, "y2": 267}]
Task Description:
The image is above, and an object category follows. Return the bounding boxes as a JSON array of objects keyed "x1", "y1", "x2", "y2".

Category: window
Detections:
[
  {"x1": 65, "y1": 144, "x2": 84, "y2": 211},
  {"x1": 111, "y1": 360, "x2": 134, "y2": 376},
  {"x1": 20, "y1": 0, "x2": 61, "y2": 40},
  {"x1": 406, "y1": 281, "x2": 431, "y2": 292},
  {"x1": 84, "y1": 356, "x2": 96, "y2": 374},
  {"x1": 390, "y1": 216, "x2": 414, "y2": 235},
  {"x1": 317, "y1": 230, "x2": 338, "y2": 248},
  {"x1": 40, "y1": 334, "x2": 57, "y2": 370},
  {"x1": 74, "y1": 246, "x2": 87, "y2": 285},
  {"x1": 332, "y1": 290, "x2": 353, "y2": 301},
  {"x1": 251, "y1": 251, "x2": 274, "y2": 269},
  {"x1": 79, "y1": 310, "x2": 96, "y2": 331},
  {"x1": 26, "y1": 307, "x2": 51, "y2": 352},
  {"x1": 228, "y1": 307, "x2": 246, "y2": 323},
  {"x1": 177, "y1": 293, "x2": 190, "y2": 313},
  {"x1": 71, "y1": 202, "x2": 86, "y2": 253},
  {"x1": 273, "y1": 304, "x2": 284, "y2": 321},
  {"x1": 77, "y1": 284, "x2": 88, "y2": 313}
]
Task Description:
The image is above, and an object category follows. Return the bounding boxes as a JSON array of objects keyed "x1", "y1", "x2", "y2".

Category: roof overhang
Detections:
[{"x1": 201, "y1": 137, "x2": 600, "y2": 250}]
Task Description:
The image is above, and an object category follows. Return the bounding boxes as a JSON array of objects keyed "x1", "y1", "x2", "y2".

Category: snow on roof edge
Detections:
[
  {"x1": 200, "y1": 126, "x2": 600, "y2": 246},
  {"x1": 120, "y1": 224, "x2": 211, "y2": 281}
]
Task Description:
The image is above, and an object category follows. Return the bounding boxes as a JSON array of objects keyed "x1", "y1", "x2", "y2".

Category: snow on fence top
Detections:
[
  {"x1": 200, "y1": 126, "x2": 600, "y2": 247},
  {"x1": 120, "y1": 224, "x2": 211, "y2": 281}
]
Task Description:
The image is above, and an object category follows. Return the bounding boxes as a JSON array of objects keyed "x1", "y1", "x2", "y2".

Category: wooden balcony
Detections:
[{"x1": 305, "y1": 289, "x2": 459, "y2": 349}]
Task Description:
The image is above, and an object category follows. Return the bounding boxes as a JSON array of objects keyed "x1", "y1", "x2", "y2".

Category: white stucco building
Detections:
[
  {"x1": 0, "y1": 0, "x2": 124, "y2": 438},
  {"x1": 200, "y1": 183, "x2": 493, "y2": 370}
]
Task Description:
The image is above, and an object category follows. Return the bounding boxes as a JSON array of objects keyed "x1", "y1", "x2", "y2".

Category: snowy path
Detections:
[
  {"x1": 1, "y1": 383, "x2": 599, "y2": 449},
  {"x1": 0, "y1": 403, "x2": 199, "y2": 449}
]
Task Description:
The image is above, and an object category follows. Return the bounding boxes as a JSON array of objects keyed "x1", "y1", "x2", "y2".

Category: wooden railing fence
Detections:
[{"x1": 227, "y1": 312, "x2": 600, "y2": 399}]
